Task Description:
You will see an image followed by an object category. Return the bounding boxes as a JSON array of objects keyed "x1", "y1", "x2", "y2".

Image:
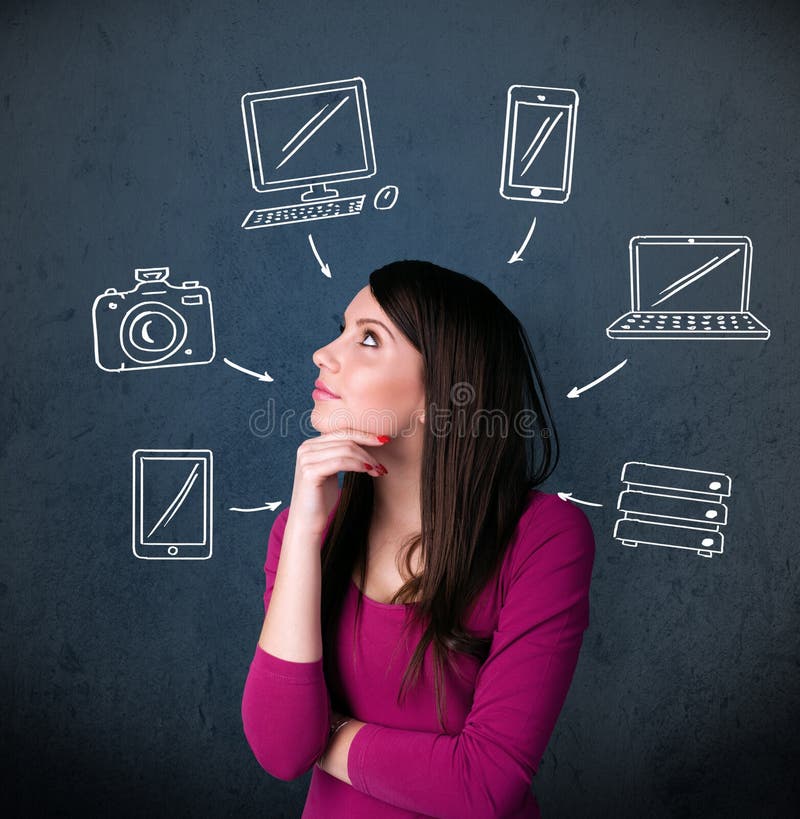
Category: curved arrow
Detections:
[
  {"x1": 567, "y1": 359, "x2": 628, "y2": 398},
  {"x1": 229, "y1": 501, "x2": 283, "y2": 513},
  {"x1": 557, "y1": 492, "x2": 603, "y2": 507},
  {"x1": 308, "y1": 234, "x2": 332, "y2": 277},
  {"x1": 507, "y1": 216, "x2": 537, "y2": 264},
  {"x1": 223, "y1": 357, "x2": 274, "y2": 382}
]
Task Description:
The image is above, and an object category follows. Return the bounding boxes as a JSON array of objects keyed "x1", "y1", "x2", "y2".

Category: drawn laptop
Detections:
[{"x1": 606, "y1": 236, "x2": 770, "y2": 340}]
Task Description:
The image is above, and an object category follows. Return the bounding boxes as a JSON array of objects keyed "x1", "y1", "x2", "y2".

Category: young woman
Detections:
[{"x1": 241, "y1": 260, "x2": 596, "y2": 818}]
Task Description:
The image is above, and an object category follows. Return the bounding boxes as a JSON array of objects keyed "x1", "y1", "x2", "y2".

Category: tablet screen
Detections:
[{"x1": 138, "y1": 454, "x2": 209, "y2": 546}]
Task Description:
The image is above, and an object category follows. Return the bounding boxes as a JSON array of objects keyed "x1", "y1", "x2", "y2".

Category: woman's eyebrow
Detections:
[{"x1": 342, "y1": 312, "x2": 395, "y2": 341}]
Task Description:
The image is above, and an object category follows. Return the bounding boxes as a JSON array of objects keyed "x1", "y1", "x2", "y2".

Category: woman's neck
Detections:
[
  {"x1": 371, "y1": 482, "x2": 421, "y2": 534},
  {"x1": 370, "y1": 439, "x2": 422, "y2": 527}
]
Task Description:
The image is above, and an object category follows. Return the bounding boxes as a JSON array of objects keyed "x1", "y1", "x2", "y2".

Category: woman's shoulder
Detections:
[
  {"x1": 519, "y1": 487, "x2": 594, "y2": 528},
  {"x1": 507, "y1": 488, "x2": 596, "y2": 573}
]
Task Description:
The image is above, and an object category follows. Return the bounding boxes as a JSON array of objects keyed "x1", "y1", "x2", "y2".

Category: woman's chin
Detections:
[
  {"x1": 309, "y1": 409, "x2": 325, "y2": 432},
  {"x1": 310, "y1": 407, "x2": 340, "y2": 434}
]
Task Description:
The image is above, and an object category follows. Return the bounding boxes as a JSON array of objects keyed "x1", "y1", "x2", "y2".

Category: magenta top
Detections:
[{"x1": 241, "y1": 489, "x2": 595, "y2": 818}]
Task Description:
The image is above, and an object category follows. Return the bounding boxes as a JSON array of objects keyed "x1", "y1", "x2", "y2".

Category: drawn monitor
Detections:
[
  {"x1": 133, "y1": 450, "x2": 213, "y2": 560},
  {"x1": 241, "y1": 77, "x2": 376, "y2": 229},
  {"x1": 606, "y1": 236, "x2": 771, "y2": 340},
  {"x1": 500, "y1": 85, "x2": 579, "y2": 204}
]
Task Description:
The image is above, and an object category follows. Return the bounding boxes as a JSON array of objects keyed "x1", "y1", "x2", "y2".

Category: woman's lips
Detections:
[
  {"x1": 312, "y1": 388, "x2": 340, "y2": 401},
  {"x1": 314, "y1": 378, "x2": 341, "y2": 399}
]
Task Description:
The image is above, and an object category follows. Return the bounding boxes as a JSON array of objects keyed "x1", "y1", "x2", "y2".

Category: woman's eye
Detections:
[{"x1": 338, "y1": 323, "x2": 378, "y2": 347}]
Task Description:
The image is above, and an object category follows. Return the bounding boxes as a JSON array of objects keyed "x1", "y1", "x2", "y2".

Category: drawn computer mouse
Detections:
[{"x1": 373, "y1": 185, "x2": 399, "y2": 211}]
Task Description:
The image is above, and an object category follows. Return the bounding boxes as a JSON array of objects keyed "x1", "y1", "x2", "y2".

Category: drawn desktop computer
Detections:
[{"x1": 240, "y1": 77, "x2": 377, "y2": 229}]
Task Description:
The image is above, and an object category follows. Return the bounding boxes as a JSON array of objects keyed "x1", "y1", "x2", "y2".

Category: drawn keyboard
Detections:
[
  {"x1": 242, "y1": 195, "x2": 366, "y2": 229},
  {"x1": 607, "y1": 312, "x2": 770, "y2": 339}
]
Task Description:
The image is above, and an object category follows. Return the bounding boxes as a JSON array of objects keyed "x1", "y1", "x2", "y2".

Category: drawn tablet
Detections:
[
  {"x1": 132, "y1": 449, "x2": 213, "y2": 560},
  {"x1": 500, "y1": 85, "x2": 579, "y2": 204}
]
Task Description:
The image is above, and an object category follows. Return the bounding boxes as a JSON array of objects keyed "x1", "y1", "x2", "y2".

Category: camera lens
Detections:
[{"x1": 121, "y1": 303, "x2": 188, "y2": 364}]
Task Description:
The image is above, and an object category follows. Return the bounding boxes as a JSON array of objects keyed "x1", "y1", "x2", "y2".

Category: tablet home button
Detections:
[{"x1": 168, "y1": 546, "x2": 178, "y2": 556}]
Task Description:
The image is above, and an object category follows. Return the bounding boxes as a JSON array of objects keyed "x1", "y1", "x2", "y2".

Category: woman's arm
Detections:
[
  {"x1": 241, "y1": 508, "x2": 332, "y2": 779},
  {"x1": 242, "y1": 429, "x2": 386, "y2": 779},
  {"x1": 257, "y1": 428, "x2": 388, "y2": 662},
  {"x1": 257, "y1": 513, "x2": 325, "y2": 662}
]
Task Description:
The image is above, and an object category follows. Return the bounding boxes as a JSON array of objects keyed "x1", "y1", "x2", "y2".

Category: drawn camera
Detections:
[{"x1": 92, "y1": 267, "x2": 216, "y2": 372}]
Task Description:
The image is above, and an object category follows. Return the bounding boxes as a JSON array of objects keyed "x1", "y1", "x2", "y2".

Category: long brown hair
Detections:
[{"x1": 320, "y1": 260, "x2": 559, "y2": 733}]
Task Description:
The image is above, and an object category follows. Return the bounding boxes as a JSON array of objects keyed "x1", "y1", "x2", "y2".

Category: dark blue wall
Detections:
[{"x1": 2, "y1": 1, "x2": 798, "y2": 816}]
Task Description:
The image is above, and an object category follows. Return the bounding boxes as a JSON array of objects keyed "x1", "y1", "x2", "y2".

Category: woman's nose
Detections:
[{"x1": 312, "y1": 342, "x2": 337, "y2": 370}]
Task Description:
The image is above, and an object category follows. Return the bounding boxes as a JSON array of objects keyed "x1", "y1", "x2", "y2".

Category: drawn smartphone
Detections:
[
  {"x1": 500, "y1": 85, "x2": 579, "y2": 204},
  {"x1": 132, "y1": 449, "x2": 213, "y2": 560}
]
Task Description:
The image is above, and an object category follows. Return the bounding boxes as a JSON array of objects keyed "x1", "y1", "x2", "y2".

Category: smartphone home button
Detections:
[
  {"x1": 529, "y1": 187, "x2": 542, "y2": 198},
  {"x1": 168, "y1": 546, "x2": 179, "y2": 556}
]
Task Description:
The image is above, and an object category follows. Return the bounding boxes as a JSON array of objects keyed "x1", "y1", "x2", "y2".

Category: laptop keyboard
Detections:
[{"x1": 615, "y1": 313, "x2": 760, "y2": 332}]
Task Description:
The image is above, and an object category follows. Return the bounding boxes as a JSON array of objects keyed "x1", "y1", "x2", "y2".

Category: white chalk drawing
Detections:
[
  {"x1": 606, "y1": 236, "x2": 771, "y2": 340},
  {"x1": 613, "y1": 462, "x2": 732, "y2": 558},
  {"x1": 229, "y1": 501, "x2": 283, "y2": 513},
  {"x1": 308, "y1": 234, "x2": 332, "y2": 277},
  {"x1": 93, "y1": 267, "x2": 215, "y2": 372},
  {"x1": 500, "y1": 85, "x2": 579, "y2": 204},
  {"x1": 373, "y1": 185, "x2": 399, "y2": 211},
  {"x1": 507, "y1": 216, "x2": 537, "y2": 264},
  {"x1": 133, "y1": 450, "x2": 213, "y2": 560},
  {"x1": 241, "y1": 77, "x2": 376, "y2": 229},
  {"x1": 557, "y1": 492, "x2": 603, "y2": 507},
  {"x1": 223, "y1": 357, "x2": 274, "y2": 382},
  {"x1": 567, "y1": 359, "x2": 628, "y2": 398}
]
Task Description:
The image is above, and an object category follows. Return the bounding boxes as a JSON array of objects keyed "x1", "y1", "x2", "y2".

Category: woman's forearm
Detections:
[
  {"x1": 317, "y1": 718, "x2": 367, "y2": 785},
  {"x1": 257, "y1": 516, "x2": 324, "y2": 662}
]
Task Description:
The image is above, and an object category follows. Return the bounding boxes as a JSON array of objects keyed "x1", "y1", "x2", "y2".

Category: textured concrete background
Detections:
[{"x1": 1, "y1": 0, "x2": 798, "y2": 816}]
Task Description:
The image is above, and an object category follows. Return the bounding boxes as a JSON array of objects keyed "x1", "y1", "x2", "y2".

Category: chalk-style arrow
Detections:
[
  {"x1": 507, "y1": 216, "x2": 537, "y2": 264},
  {"x1": 567, "y1": 359, "x2": 628, "y2": 398},
  {"x1": 308, "y1": 234, "x2": 332, "y2": 277},
  {"x1": 229, "y1": 501, "x2": 283, "y2": 513},
  {"x1": 557, "y1": 492, "x2": 603, "y2": 507},
  {"x1": 223, "y1": 357, "x2": 274, "y2": 382}
]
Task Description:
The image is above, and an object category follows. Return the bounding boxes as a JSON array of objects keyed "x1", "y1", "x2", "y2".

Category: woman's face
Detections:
[{"x1": 311, "y1": 286, "x2": 425, "y2": 437}]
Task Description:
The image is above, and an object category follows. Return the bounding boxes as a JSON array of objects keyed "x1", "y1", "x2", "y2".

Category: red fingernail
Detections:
[
  {"x1": 377, "y1": 435, "x2": 390, "y2": 443},
  {"x1": 377, "y1": 463, "x2": 388, "y2": 474},
  {"x1": 363, "y1": 462, "x2": 374, "y2": 471}
]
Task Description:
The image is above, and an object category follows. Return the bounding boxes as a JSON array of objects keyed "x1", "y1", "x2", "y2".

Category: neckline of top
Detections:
[
  {"x1": 344, "y1": 488, "x2": 543, "y2": 610},
  {"x1": 349, "y1": 576, "x2": 416, "y2": 609}
]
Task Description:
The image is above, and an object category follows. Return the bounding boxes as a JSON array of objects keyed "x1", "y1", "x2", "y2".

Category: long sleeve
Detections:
[
  {"x1": 241, "y1": 506, "x2": 333, "y2": 781},
  {"x1": 345, "y1": 496, "x2": 596, "y2": 818}
]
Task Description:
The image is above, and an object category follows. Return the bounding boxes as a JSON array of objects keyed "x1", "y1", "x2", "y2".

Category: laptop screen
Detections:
[{"x1": 633, "y1": 239, "x2": 750, "y2": 312}]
